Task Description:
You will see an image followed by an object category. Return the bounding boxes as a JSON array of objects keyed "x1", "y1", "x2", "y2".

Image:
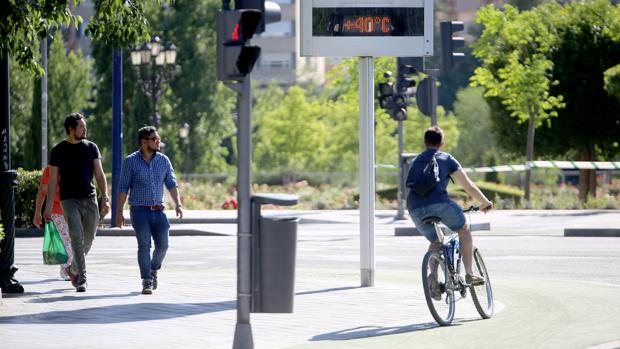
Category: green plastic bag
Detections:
[{"x1": 43, "y1": 221, "x2": 68, "y2": 265}]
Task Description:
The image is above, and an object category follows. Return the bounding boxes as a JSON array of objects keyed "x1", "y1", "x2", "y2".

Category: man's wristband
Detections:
[{"x1": 175, "y1": 203, "x2": 183, "y2": 209}]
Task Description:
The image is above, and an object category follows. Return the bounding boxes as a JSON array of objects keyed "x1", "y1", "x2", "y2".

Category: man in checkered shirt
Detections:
[{"x1": 116, "y1": 126, "x2": 183, "y2": 295}]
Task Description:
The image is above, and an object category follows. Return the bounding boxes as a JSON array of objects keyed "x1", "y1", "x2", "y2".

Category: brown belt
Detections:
[{"x1": 138, "y1": 205, "x2": 164, "y2": 211}]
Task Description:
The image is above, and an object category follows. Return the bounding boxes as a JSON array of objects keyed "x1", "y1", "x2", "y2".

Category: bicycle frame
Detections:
[{"x1": 432, "y1": 222, "x2": 465, "y2": 296}]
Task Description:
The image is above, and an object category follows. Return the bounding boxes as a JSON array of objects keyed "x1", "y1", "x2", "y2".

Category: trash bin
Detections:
[{"x1": 250, "y1": 193, "x2": 299, "y2": 313}]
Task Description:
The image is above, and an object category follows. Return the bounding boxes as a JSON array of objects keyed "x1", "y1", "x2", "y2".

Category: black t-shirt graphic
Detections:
[{"x1": 49, "y1": 140, "x2": 101, "y2": 200}]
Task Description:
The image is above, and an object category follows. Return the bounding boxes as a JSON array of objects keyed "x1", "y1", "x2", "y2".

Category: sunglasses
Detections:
[{"x1": 143, "y1": 136, "x2": 161, "y2": 141}]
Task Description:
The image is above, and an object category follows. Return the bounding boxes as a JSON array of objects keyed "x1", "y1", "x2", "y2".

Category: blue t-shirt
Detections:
[{"x1": 407, "y1": 149, "x2": 461, "y2": 209}]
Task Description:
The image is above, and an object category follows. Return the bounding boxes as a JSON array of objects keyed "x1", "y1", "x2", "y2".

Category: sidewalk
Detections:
[
  {"x1": 2, "y1": 209, "x2": 620, "y2": 348},
  {"x1": 1, "y1": 226, "x2": 492, "y2": 349}
]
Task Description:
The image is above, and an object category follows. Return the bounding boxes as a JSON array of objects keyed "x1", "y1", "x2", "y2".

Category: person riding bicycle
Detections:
[{"x1": 407, "y1": 126, "x2": 492, "y2": 287}]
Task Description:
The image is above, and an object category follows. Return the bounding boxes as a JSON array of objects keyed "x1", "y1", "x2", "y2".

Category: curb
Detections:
[
  {"x1": 564, "y1": 228, "x2": 620, "y2": 237},
  {"x1": 16, "y1": 227, "x2": 230, "y2": 238},
  {"x1": 394, "y1": 222, "x2": 491, "y2": 236}
]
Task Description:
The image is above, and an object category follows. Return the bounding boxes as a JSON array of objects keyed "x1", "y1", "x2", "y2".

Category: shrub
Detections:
[
  {"x1": 14, "y1": 168, "x2": 42, "y2": 228},
  {"x1": 0, "y1": 220, "x2": 4, "y2": 253},
  {"x1": 475, "y1": 181, "x2": 524, "y2": 204}
]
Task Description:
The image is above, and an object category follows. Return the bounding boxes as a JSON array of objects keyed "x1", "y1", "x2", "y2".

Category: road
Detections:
[{"x1": 1, "y1": 210, "x2": 620, "y2": 348}]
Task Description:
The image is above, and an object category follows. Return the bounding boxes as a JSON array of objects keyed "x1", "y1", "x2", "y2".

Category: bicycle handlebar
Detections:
[{"x1": 463, "y1": 206, "x2": 480, "y2": 213}]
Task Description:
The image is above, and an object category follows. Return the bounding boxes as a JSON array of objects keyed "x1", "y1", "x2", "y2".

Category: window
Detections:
[
  {"x1": 259, "y1": 52, "x2": 293, "y2": 69},
  {"x1": 261, "y1": 21, "x2": 294, "y2": 37}
]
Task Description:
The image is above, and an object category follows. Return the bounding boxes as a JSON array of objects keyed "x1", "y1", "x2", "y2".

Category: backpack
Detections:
[{"x1": 406, "y1": 152, "x2": 440, "y2": 196}]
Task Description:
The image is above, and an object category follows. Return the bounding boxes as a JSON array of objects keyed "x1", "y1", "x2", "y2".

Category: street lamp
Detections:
[
  {"x1": 130, "y1": 36, "x2": 177, "y2": 128},
  {"x1": 178, "y1": 122, "x2": 191, "y2": 180}
]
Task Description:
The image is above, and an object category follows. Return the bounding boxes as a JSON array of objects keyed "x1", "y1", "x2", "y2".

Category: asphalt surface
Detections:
[{"x1": 2, "y1": 209, "x2": 620, "y2": 349}]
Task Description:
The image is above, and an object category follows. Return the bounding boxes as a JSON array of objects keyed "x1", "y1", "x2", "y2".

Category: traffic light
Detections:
[
  {"x1": 391, "y1": 93, "x2": 408, "y2": 121},
  {"x1": 440, "y1": 21, "x2": 465, "y2": 73},
  {"x1": 396, "y1": 57, "x2": 422, "y2": 95},
  {"x1": 377, "y1": 72, "x2": 407, "y2": 121},
  {"x1": 377, "y1": 72, "x2": 394, "y2": 110},
  {"x1": 235, "y1": 0, "x2": 282, "y2": 34},
  {"x1": 216, "y1": 9, "x2": 262, "y2": 81}
]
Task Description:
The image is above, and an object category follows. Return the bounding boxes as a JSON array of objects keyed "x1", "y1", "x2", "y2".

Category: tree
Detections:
[
  {"x1": 543, "y1": 0, "x2": 620, "y2": 200},
  {"x1": 0, "y1": 1, "x2": 80, "y2": 74},
  {"x1": 166, "y1": 0, "x2": 236, "y2": 174},
  {"x1": 23, "y1": 32, "x2": 94, "y2": 170},
  {"x1": 471, "y1": 4, "x2": 565, "y2": 202},
  {"x1": 47, "y1": 33, "x2": 94, "y2": 147},
  {"x1": 450, "y1": 86, "x2": 493, "y2": 168},
  {"x1": 254, "y1": 86, "x2": 328, "y2": 181},
  {"x1": 605, "y1": 64, "x2": 620, "y2": 101},
  {"x1": 89, "y1": 0, "x2": 235, "y2": 174},
  {"x1": 476, "y1": 1, "x2": 620, "y2": 201},
  {"x1": 8, "y1": 59, "x2": 34, "y2": 168}
]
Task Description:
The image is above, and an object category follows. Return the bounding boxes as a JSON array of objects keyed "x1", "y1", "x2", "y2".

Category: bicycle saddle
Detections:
[{"x1": 422, "y1": 216, "x2": 442, "y2": 224}]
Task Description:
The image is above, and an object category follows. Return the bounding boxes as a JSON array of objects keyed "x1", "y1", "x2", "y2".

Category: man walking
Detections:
[
  {"x1": 116, "y1": 126, "x2": 183, "y2": 295},
  {"x1": 45, "y1": 112, "x2": 110, "y2": 292}
]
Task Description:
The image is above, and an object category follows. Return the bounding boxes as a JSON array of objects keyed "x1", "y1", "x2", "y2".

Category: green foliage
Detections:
[
  {"x1": 604, "y1": 64, "x2": 620, "y2": 101},
  {"x1": 89, "y1": 0, "x2": 235, "y2": 174},
  {"x1": 0, "y1": 1, "x2": 80, "y2": 74},
  {"x1": 167, "y1": 0, "x2": 237, "y2": 173},
  {"x1": 449, "y1": 180, "x2": 524, "y2": 207},
  {"x1": 10, "y1": 32, "x2": 95, "y2": 170},
  {"x1": 14, "y1": 169, "x2": 42, "y2": 228},
  {"x1": 87, "y1": 0, "x2": 152, "y2": 47},
  {"x1": 471, "y1": 4, "x2": 565, "y2": 127},
  {"x1": 254, "y1": 86, "x2": 328, "y2": 175},
  {"x1": 0, "y1": 220, "x2": 4, "y2": 252},
  {"x1": 47, "y1": 32, "x2": 94, "y2": 146},
  {"x1": 474, "y1": 1, "x2": 620, "y2": 161},
  {"x1": 9, "y1": 58, "x2": 35, "y2": 169},
  {"x1": 251, "y1": 55, "x2": 462, "y2": 186},
  {"x1": 544, "y1": 0, "x2": 620, "y2": 160},
  {"x1": 451, "y1": 86, "x2": 493, "y2": 167}
]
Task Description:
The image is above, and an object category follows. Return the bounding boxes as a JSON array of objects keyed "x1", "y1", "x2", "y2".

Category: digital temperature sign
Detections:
[
  {"x1": 301, "y1": 0, "x2": 433, "y2": 57},
  {"x1": 312, "y1": 8, "x2": 424, "y2": 37}
]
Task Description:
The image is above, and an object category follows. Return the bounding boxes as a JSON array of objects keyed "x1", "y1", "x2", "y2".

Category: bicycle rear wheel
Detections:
[
  {"x1": 421, "y1": 251, "x2": 455, "y2": 326},
  {"x1": 470, "y1": 248, "x2": 494, "y2": 319}
]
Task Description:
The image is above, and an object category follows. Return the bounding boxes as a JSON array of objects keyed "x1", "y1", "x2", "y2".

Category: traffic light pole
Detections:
[
  {"x1": 429, "y1": 75, "x2": 438, "y2": 127},
  {"x1": 396, "y1": 120, "x2": 406, "y2": 220},
  {"x1": 359, "y1": 57, "x2": 375, "y2": 287},
  {"x1": 231, "y1": 77, "x2": 254, "y2": 349},
  {"x1": 0, "y1": 52, "x2": 21, "y2": 292}
]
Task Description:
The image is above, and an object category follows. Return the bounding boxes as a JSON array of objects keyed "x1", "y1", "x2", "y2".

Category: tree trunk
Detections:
[
  {"x1": 524, "y1": 113, "x2": 536, "y2": 203},
  {"x1": 578, "y1": 145, "x2": 597, "y2": 202}
]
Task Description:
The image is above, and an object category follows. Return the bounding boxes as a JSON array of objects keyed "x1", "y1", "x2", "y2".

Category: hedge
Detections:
[
  {"x1": 15, "y1": 169, "x2": 42, "y2": 228},
  {"x1": 13, "y1": 169, "x2": 108, "y2": 228},
  {"x1": 377, "y1": 181, "x2": 524, "y2": 205}
]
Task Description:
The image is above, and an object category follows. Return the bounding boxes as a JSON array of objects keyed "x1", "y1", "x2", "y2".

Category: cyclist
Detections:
[{"x1": 407, "y1": 126, "x2": 493, "y2": 289}]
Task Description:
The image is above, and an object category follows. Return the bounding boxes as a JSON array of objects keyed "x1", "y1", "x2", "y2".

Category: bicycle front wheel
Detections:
[
  {"x1": 470, "y1": 248, "x2": 494, "y2": 319},
  {"x1": 421, "y1": 251, "x2": 455, "y2": 326}
]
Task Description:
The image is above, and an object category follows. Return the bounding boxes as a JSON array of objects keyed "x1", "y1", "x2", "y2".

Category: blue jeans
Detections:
[
  {"x1": 408, "y1": 200, "x2": 466, "y2": 242},
  {"x1": 130, "y1": 207, "x2": 170, "y2": 280}
]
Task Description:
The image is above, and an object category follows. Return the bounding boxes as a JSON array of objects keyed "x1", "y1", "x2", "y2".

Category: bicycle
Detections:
[{"x1": 420, "y1": 206, "x2": 494, "y2": 326}]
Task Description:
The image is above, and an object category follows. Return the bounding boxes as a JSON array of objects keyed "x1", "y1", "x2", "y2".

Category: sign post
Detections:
[{"x1": 300, "y1": 0, "x2": 433, "y2": 286}]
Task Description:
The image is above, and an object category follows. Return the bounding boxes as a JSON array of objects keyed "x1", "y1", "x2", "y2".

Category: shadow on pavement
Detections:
[
  {"x1": 0, "y1": 301, "x2": 236, "y2": 324},
  {"x1": 296, "y1": 286, "x2": 361, "y2": 296},
  {"x1": 19, "y1": 278, "x2": 60, "y2": 285},
  {"x1": 27, "y1": 291, "x2": 142, "y2": 303},
  {"x1": 310, "y1": 322, "x2": 445, "y2": 341}
]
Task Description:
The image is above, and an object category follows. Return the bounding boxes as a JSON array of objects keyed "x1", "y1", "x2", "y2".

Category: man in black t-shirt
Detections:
[{"x1": 44, "y1": 113, "x2": 110, "y2": 292}]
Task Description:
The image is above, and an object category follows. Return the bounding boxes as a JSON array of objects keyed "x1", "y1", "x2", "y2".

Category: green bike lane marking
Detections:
[{"x1": 288, "y1": 277, "x2": 620, "y2": 349}]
